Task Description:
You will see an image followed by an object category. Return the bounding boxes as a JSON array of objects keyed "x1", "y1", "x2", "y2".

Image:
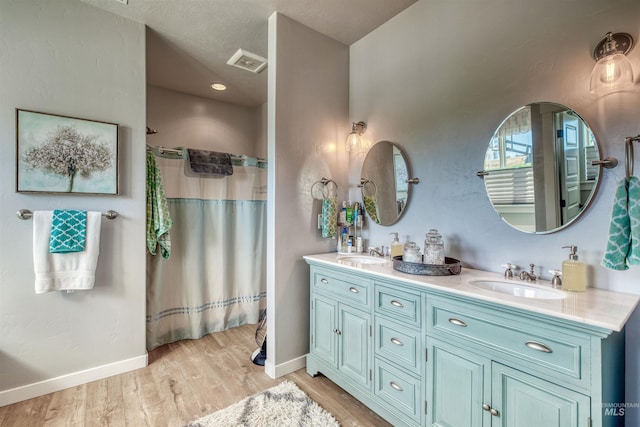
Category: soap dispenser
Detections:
[
  {"x1": 390, "y1": 233, "x2": 403, "y2": 258},
  {"x1": 562, "y1": 245, "x2": 585, "y2": 292}
]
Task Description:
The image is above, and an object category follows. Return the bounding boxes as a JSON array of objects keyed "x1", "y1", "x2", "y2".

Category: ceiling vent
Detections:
[{"x1": 226, "y1": 49, "x2": 267, "y2": 74}]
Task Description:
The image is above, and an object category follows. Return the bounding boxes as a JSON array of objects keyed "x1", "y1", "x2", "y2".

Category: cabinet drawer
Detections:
[
  {"x1": 374, "y1": 358, "x2": 422, "y2": 424},
  {"x1": 375, "y1": 282, "x2": 421, "y2": 327},
  {"x1": 427, "y1": 297, "x2": 590, "y2": 388},
  {"x1": 375, "y1": 317, "x2": 421, "y2": 374},
  {"x1": 312, "y1": 267, "x2": 370, "y2": 307}
]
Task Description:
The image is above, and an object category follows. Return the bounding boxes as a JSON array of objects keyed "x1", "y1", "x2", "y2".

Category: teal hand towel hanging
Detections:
[
  {"x1": 627, "y1": 176, "x2": 640, "y2": 265},
  {"x1": 49, "y1": 210, "x2": 87, "y2": 253},
  {"x1": 322, "y1": 196, "x2": 337, "y2": 238},
  {"x1": 602, "y1": 178, "x2": 631, "y2": 270}
]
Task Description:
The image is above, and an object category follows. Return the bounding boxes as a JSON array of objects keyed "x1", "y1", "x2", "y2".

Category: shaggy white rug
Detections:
[{"x1": 183, "y1": 381, "x2": 340, "y2": 427}]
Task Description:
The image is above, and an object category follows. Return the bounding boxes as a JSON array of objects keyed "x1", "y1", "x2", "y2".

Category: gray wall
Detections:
[
  {"x1": 0, "y1": 0, "x2": 147, "y2": 404},
  {"x1": 266, "y1": 13, "x2": 350, "y2": 376},
  {"x1": 349, "y1": 0, "x2": 640, "y2": 424}
]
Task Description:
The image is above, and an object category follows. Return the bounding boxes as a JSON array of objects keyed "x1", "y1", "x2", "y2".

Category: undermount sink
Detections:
[
  {"x1": 337, "y1": 255, "x2": 388, "y2": 265},
  {"x1": 470, "y1": 280, "x2": 566, "y2": 300}
]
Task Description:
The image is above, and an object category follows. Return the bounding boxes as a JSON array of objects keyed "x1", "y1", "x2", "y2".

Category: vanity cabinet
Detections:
[{"x1": 304, "y1": 256, "x2": 630, "y2": 427}]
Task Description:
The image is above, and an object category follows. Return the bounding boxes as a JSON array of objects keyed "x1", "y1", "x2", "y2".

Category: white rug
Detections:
[{"x1": 183, "y1": 381, "x2": 340, "y2": 427}]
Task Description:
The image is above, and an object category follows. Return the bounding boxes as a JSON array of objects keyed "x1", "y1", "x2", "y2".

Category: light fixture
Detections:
[
  {"x1": 210, "y1": 83, "x2": 227, "y2": 91},
  {"x1": 346, "y1": 121, "x2": 366, "y2": 152},
  {"x1": 590, "y1": 32, "x2": 634, "y2": 95}
]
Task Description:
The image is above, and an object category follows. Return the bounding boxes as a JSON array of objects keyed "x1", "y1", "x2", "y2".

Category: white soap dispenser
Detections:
[
  {"x1": 562, "y1": 245, "x2": 586, "y2": 292},
  {"x1": 389, "y1": 232, "x2": 403, "y2": 258}
]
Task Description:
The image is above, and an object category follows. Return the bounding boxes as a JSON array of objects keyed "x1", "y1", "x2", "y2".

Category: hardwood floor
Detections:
[{"x1": 0, "y1": 324, "x2": 391, "y2": 426}]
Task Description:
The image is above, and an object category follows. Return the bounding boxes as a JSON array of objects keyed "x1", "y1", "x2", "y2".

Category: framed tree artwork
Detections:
[{"x1": 16, "y1": 109, "x2": 119, "y2": 195}]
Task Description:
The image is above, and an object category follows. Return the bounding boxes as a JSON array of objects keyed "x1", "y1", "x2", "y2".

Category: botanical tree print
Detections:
[{"x1": 22, "y1": 125, "x2": 112, "y2": 192}]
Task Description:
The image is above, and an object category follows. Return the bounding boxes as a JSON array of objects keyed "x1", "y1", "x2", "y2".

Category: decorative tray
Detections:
[{"x1": 392, "y1": 256, "x2": 462, "y2": 276}]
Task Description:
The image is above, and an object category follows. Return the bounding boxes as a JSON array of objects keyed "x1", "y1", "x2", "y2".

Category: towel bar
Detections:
[{"x1": 16, "y1": 209, "x2": 118, "y2": 220}]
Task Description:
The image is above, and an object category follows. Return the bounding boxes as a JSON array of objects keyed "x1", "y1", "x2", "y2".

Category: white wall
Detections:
[
  {"x1": 349, "y1": 0, "x2": 640, "y2": 424},
  {"x1": 147, "y1": 85, "x2": 261, "y2": 156},
  {"x1": 266, "y1": 13, "x2": 350, "y2": 377},
  {"x1": 0, "y1": 0, "x2": 147, "y2": 405}
]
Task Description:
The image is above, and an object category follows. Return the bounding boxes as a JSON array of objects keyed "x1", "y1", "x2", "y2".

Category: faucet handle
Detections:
[
  {"x1": 548, "y1": 269, "x2": 562, "y2": 289},
  {"x1": 501, "y1": 263, "x2": 515, "y2": 279}
]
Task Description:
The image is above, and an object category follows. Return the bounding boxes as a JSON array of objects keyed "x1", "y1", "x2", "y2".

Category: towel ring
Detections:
[
  {"x1": 311, "y1": 177, "x2": 337, "y2": 200},
  {"x1": 626, "y1": 137, "x2": 635, "y2": 179},
  {"x1": 359, "y1": 178, "x2": 377, "y2": 197}
]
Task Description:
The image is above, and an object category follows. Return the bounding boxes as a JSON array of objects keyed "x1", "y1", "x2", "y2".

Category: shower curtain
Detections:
[{"x1": 146, "y1": 154, "x2": 267, "y2": 350}]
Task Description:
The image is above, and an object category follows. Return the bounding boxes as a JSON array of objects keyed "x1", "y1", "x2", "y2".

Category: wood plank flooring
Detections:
[{"x1": 0, "y1": 324, "x2": 391, "y2": 426}]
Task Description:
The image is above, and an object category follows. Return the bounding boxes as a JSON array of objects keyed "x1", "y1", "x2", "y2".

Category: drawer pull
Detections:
[
  {"x1": 390, "y1": 300, "x2": 404, "y2": 308},
  {"x1": 390, "y1": 337, "x2": 404, "y2": 346},
  {"x1": 525, "y1": 341, "x2": 552, "y2": 353},
  {"x1": 320, "y1": 278, "x2": 328, "y2": 284},
  {"x1": 333, "y1": 329, "x2": 342, "y2": 335},
  {"x1": 349, "y1": 287, "x2": 359, "y2": 293},
  {"x1": 448, "y1": 318, "x2": 467, "y2": 327},
  {"x1": 389, "y1": 381, "x2": 403, "y2": 392}
]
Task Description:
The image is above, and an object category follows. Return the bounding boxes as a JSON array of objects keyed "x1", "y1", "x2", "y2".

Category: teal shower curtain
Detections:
[{"x1": 146, "y1": 155, "x2": 267, "y2": 350}]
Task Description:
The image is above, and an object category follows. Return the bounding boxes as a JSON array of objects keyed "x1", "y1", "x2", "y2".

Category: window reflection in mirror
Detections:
[{"x1": 483, "y1": 103, "x2": 600, "y2": 234}]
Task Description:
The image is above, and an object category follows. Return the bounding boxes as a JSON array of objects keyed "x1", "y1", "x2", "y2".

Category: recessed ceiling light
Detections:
[{"x1": 210, "y1": 83, "x2": 227, "y2": 91}]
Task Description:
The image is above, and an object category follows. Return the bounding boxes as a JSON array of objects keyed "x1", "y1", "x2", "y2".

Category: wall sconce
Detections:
[
  {"x1": 590, "y1": 32, "x2": 634, "y2": 95},
  {"x1": 346, "y1": 121, "x2": 366, "y2": 152}
]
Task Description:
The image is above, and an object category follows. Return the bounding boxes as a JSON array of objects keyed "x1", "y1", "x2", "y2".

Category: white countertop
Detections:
[{"x1": 303, "y1": 252, "x2": 640, "y2": 332}]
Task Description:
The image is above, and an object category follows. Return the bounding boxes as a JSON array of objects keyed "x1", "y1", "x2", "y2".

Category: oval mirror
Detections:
[
  {"x1": 360, "y1": 141, "x2": 412, "y2": 226},
  {"x1": 481, "y1": 102, "x2": 601, "y2": 234}
]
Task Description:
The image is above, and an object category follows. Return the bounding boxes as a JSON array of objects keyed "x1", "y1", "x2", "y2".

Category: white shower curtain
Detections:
[{"x1": 146, "y1": 155, "x2": 267, "y2": 350}]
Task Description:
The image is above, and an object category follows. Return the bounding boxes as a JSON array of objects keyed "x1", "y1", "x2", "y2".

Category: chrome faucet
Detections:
[
  {"x1": 519, "y1": 264, "x2": 537, "y2": 282},
  {"x1": 368, "y1": 246, "x2": 385, "y2": 257}
]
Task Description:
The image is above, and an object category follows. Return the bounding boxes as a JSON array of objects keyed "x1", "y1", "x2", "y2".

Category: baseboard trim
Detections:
[
  {"x1": 264, "y1": 353, "x2": 307, "y2": 379},
  {"x1": 0, "y1": 354, "x2": 148, "y2": 407}
]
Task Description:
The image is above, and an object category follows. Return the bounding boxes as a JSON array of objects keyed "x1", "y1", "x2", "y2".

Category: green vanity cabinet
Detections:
[{"x1": 304, "y1": 256, "x2": 630, "y2": 427}]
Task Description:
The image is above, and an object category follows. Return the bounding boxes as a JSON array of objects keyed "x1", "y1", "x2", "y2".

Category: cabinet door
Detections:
[
  {"x1": 311, "y1": 294, "x2": 337, "y2": 366},
  {"x1": 338, "y1": 303, "x2": 371, "y2": 389},
  {"x1": 491, "y1": 362, "x2": 591, "y2": 427},
  {"x1": 427, "y1": 338, "x2": 491, "y2": 427}
]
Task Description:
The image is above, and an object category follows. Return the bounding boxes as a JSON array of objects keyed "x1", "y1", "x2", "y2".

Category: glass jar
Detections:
[
  {"x1": 424, "y1": 229, "x2": 445, "y2": 265},
  {"x1": 402, "y1": 242, "x2": 422, "y2": 264}
]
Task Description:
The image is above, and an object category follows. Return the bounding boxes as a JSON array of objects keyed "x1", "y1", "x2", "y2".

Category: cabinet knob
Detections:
[
  {"x1": 333, "y1": 329, "x2": 342, "y2": 335},
  {"x1": 525, "y1": 340, "x2": 552, "y2": 353},
  {"x1": 490, "y1": 408, "x2": 499, "y2": 416},
  {"x1": 482, "y1": 403, "x2": 491, "y2": 411},
  {"x1": 448, "y1": 318, "x2": 467, "y2": 327},
  {"x1": 390, "y1": 337, "x2": 404, "y2": 346},
  {"x1": 389, "y1": 381, "x2": 403, "y2": 392},
  {"x1": 390, "y1": 300, "x2": 404, "y2": 308},
  {"x1": 349, "y1": 287, "x2": 359, "y2": 293},
  {"x1": 320, "y1": 278, "x2": 328, "y2": 284}
]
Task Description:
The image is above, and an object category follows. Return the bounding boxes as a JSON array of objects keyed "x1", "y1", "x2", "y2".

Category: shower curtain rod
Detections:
[{"x1": 146, "y1": 144, "x2": 267, "y2": 166}]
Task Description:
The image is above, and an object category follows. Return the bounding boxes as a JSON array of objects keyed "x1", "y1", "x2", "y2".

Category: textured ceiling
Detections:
[{"x1": 80, "y1": 0, "x2": 418, "y2": 106}]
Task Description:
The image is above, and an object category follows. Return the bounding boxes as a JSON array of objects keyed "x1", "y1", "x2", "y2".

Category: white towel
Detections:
[{"x1": 33, "y1": 211, "x2": 102, "y2": 294}]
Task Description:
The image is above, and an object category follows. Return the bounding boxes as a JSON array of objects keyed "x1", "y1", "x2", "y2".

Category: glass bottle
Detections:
[
  {"x1": 424, "y1": 229, "x2": 445, "y2": 265},
  {"x1": 402, "y1": 242, "x2": 422, "y2": 263}
]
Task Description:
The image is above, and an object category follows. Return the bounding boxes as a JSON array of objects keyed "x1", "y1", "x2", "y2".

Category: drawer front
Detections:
[
  {"x1": 374, "y1": 358, "x2": 422, "y2": 424},
  {"x1": 375, "y1": 317, "x2": 421, "y2": 374},
  {"x1": 427, "y1": 297, "x2": 590, "y2": 387},
  {"x1": 375, "y1": 283, "x2": 421, "y2": 327},
  {"x1": 312, "y1": 267, "x2": 370, "y2": 307}
]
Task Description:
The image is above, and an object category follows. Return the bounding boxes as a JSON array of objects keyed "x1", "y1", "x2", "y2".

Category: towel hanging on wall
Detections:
[
  {"x1": 186, "y1": 148, "x2": 233, "y2": 176},
  {"x1": 627, "y1": 176, "x2": 640, "y2": 265},
  {"x1": 146, "y1": 151, "x2": 173, "y2": 259},
  {"x1": 33, "y1": 211, "x2": 102, "y2": 293}
]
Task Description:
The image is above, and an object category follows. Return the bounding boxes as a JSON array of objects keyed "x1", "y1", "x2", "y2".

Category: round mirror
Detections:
[
  {"x1": 481, "y1": 102, "x2": 601, "y2": 234},
  {"x1": 360, "y1": 141, "x2": 412, "y2": 226}
]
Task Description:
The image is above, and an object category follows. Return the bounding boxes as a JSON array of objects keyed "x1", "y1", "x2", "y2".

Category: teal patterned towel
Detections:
[
  {"x1": 49, "y1": 210, "x2": 87, "y2": 253},
  {"x1": 628, "y1": 176, "x2": 640, "y2": 265},
  {"x1": 321, "y1": 197, "x2": 337, "y2": 238},
  {"x1": 602, "y1": 178, "x2": 631, "y2": 270},
  {"x1": 146, "y1": 151, "x2": 173, "y2": 259}
]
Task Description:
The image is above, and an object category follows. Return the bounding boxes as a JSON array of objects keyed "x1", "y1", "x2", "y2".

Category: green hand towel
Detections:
[
  {"x1": 146, "y1": 151, "x2": 173, "y2": 259},
  {"x1": 321, "y1": 196, "x2": 337, "y2": 238},
  {"x1": 602, "y1": 178, "x2": 631, "y2": 270},
  {"x1": 363, "y1": 195, "x2": 381, "y2": 225},
  {"x1": 628, "y1": 176, "x2": 640, "y2": 265}
]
